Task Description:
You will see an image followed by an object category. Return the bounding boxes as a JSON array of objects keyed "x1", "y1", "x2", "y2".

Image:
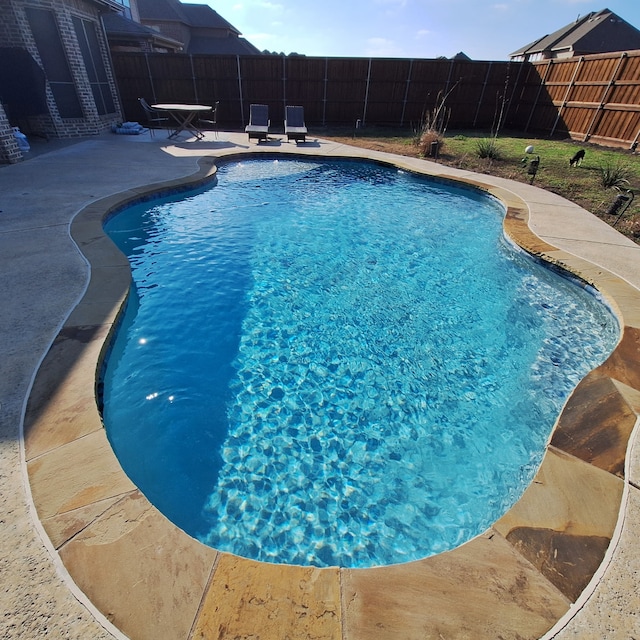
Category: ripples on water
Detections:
[{"x1": 103, "y1": 159, "x2": 618, "y2": 567}]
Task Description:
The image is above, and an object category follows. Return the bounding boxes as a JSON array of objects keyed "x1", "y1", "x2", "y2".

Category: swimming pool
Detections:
[{"x1": 102, "y1": 158, "x2": 618, "y2": 568}]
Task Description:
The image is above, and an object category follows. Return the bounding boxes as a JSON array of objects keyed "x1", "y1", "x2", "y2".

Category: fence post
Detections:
[
  {"x1": 282, "y1": 55, "x2": 287, "y2": 114},
  {"x1": 362, "y1": 58, "x2": 372, "y2": 126},
  {"x1": 144, "y1": 52, "x2": 157, "y2": 103},
  {"x1": 322, "y1": 58, "x2": 328, "y2": 127},
  {"x1": 472, "y1": 62, "x2": 492, "y2": 127},
  {"x1": 502, "y1": 61, "x2": 523, "y2": 129},
  {"x1": 400, "y1": 59, "x2": 413, "y2": 128},
  {"x1": 583, "y1": 52, "x2": 627, "y2": 142},
  {"x1": 190, "y1": 54, "x2": 199, "y2": 103},
  {"x1": 550, "y1": 56, "x2": 583, "y2": 138},
  {"x1": 445, "y1": 59, "x2": 455, "y2": 95},
  {"x1": 236, "y1": 55, "x2": 244, "y2": 126},
  {"x1": 525, "y1": 59, "x2": 553, "y2": 132}
]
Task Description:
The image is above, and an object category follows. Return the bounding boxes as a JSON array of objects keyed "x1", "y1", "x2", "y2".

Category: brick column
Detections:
[{"x1": 0, "y1": 103, "x2": 23, "y2": 164}]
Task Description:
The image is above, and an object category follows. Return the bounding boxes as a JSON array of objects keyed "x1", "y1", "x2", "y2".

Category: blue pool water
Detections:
[{"x1": 102, "y1": 158, "x2": 618, "y2": 568}]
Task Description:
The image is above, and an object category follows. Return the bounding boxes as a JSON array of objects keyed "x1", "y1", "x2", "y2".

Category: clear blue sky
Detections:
[{"x1": 187, "y1": 0, "x2": 640, "y2": 60}]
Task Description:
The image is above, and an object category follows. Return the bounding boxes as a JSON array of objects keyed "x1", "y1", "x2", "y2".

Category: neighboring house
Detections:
[
  {"x1": 136, "y1": 0, "x2": 262, "y2": 55},
  {"x1": 103, "y1": 0, "x2": 183, "y2": 52},
  {"x1": 103, "y1": 12, "x2": 184, "y2": 53},
  {"x1": 0, "y1": 0, "x2": 124, "y2": 163},
  {"x1": 510, "y1": 8, "x2": 640, "y2": 62}
]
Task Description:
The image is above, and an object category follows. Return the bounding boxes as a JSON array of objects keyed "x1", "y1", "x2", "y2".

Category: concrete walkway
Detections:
[
  {"x1": 1, "y1": 131, "x2": 638, "y2": 639},
  {"x1": 1, "y1": 134, "x2": 204, "y2": 639}
]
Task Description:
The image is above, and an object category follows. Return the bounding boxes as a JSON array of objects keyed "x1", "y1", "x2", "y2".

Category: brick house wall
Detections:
[
  {"x1": 0, "y1": 103, "x2": 23, "y2": 164},
  {"x1": 0, "y1": 0, "x2": 123, "y2": 162}
]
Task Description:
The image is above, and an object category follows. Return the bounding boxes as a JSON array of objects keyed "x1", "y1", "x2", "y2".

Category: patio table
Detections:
[{"x1": 151, "y1": 103, "x2": 212, "y2": 140}]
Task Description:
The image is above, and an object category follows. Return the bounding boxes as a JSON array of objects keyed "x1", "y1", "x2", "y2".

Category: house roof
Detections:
[
  {"x1": 187, "y1": 35, "x2": 262, "y2": 56},
  {"x1": 181, "y1": 4, "x2": 240, "y2": 33},
  {"x1": 102, "y1": 13, "x2": 183, "y2": 48},
  {"x1": 136, "y1": 0, "x2": 187, "y2": 23},
  {"x1": 510, "y1": 8, "x2": 640, "y2": 58},
  {"x1": 137, "y1": 0, "x2": 240, "y2": 35}
]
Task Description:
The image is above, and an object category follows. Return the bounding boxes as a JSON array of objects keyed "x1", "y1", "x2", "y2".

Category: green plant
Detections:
[
  {"x1": 476, "y1": 138, "x2": 502, "y2": 160},
  {"x1": 599, "y1": 160, "x2": 631, "y2": 189}
]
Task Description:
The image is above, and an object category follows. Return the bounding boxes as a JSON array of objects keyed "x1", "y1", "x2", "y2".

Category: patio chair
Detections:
[
  {"x1": 245, "y1": 104, "x2": 270, "y2": 142},
  {"x1": 138, "y1": 97, "x2": 169, "y2": 137},
  {"x1": 284, "y1": 105, "x2": 307, "y2": 143},
  {"x1": 198, "y1": 101, "x2": 219, "y2": 139}
]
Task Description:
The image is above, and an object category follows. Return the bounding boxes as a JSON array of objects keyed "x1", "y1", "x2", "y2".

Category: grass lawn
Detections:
[{"x1": 322, "y1": 127, "x2": 640, "y2": 244}]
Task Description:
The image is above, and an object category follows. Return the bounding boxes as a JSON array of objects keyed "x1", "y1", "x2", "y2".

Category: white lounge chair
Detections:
[
  {"x1": 285, "y1": 105, "x2": 307, "y2": 143},
  {"x1": 245, "y1": 104, "x2": 270, "y2": 142}
]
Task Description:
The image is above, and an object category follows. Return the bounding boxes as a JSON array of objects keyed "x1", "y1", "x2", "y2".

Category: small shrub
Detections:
[
  {"x1": 416, "y1": 129, "x2": 445, "y2": 157},
  {"x1": 412, "y1": 84, "x2": 458, "y2": 152},
  {"x1": 599, "y1": 160, "x2": 631, "y2": 189},
  {"x1": 476, "y1": 138, "x2": 502, "y2": 160}
]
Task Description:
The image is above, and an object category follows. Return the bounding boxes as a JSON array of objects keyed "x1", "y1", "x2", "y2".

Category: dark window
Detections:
[
  {"x1": 113, "y1": 0, "x2": 132, "y2": 20},
  {"x1": 25, "y1": 8, "x2": 83, "y2": 118},
  {"x1": 72, "y1": 17, "x2": 116, "y2": 115}
]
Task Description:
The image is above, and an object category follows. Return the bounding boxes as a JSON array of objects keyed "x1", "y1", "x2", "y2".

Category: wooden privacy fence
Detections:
[
  {"x1": 514, "y1": 50, "x2": 640, "y2": 148},
  {"x1": 112, "y1": 52, "x2": 523, "y2": 132},
  {"x1": 112, "y1": 50, "x2": 640, "y2": 147}
]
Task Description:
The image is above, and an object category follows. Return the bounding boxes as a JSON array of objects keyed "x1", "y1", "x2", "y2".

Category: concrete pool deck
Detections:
[{"x1": 1, "y1": 130, "x2": 639, "y2": 639}]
